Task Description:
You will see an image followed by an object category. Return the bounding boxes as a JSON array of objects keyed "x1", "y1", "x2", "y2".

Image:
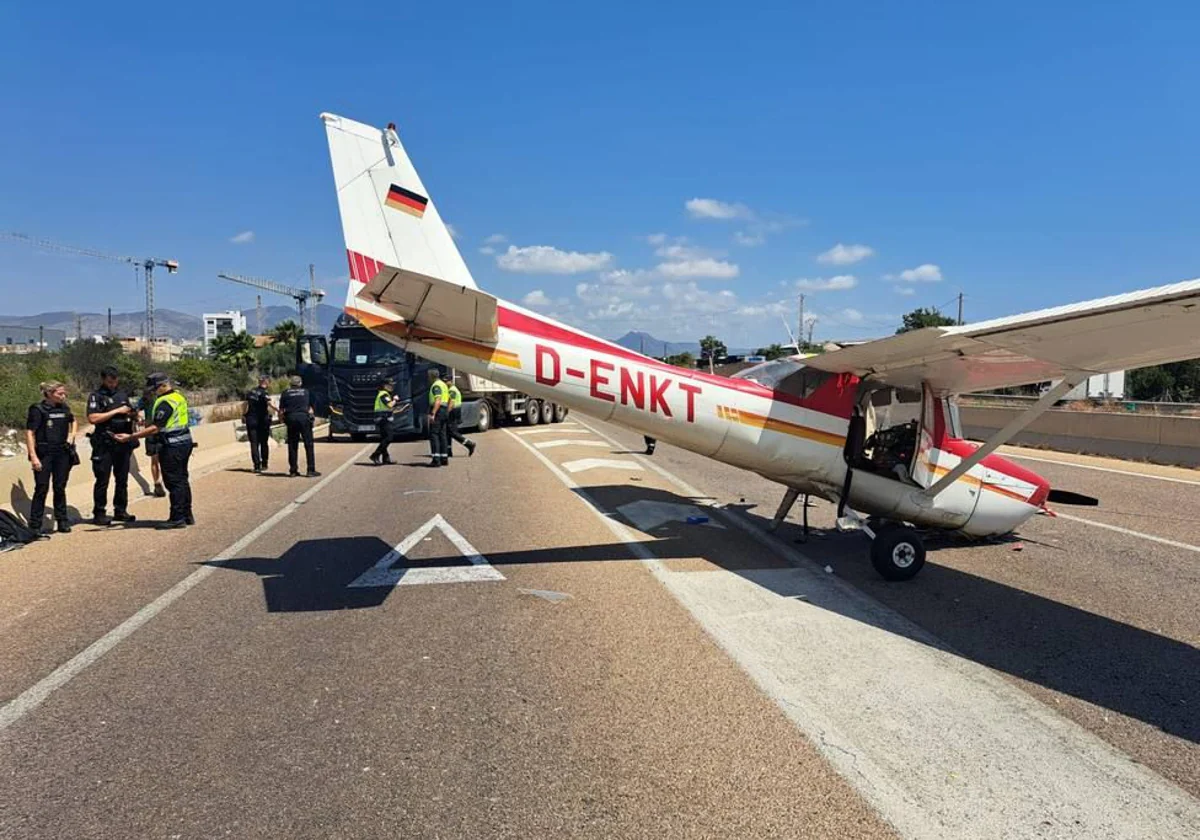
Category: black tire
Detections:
[
  {"x1": 539, "y1": 400, "x2": 554, "y2": 425},
  {"x1": 350, "y1": 432, "x2": 367, "y2": 442},
  {"x1": 553, "y1": 404, "x2": 569, "y2": 423},
  {"x1": 524, "y1": 399, "x2": 541, "y2": 425},
  {"x1": 476, "y1": 400, "x2": 492, "y2": 432},
  {"x1": 870, "y1": 525, "x2": 926, "y2": 581}
]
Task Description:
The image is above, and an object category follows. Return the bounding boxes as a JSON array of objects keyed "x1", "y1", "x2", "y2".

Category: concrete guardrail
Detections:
[{"x1": 960, "y1": 406, "x2": 1200, "y2": 468}]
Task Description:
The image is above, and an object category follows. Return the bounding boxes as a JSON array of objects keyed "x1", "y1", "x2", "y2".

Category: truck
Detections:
[{"x1": 296, "y1": 314, "x2": 567, "y2": 440}]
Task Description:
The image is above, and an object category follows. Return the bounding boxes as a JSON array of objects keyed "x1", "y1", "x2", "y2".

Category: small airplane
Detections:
[{"x1": 319, "y1": 113, "x2": 1200, "y2": 581}]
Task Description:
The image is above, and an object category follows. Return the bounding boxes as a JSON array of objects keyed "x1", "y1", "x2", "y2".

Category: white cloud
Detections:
[
  {"x1": 795, "y1": 275, "x2": 858, "y2": 292},
  {"x1": 894, "y1": 286, "x2": 917, "y2": 296},
  {"x1": 522, "y1": 290, "x2": 551, "y2": 307},
  {"x1": 479, "y1": 245, "x2": 496, "y2": 255},
  {"x1": 887, "y1": 263, "x2": 943, "y2": 283},
  {"x1": 657, "y1": 258, "x2": 740, "y2": 279},
  {"x1": 685, "y1": 197, "x2": 751, "y2": 220},
  {"x1": 840, "y1": 308, "x2": 865, "y2": 323},
  {"x1": 230, "y1": 230, "x2": 255, "y2": 244},
  {"x1": 446, "y1": 223, "x2": 460, "y2": 240},
  {"x1": 600, "y1": 268, "x2": 656, "y2": 288},
  {"x1": 733, "y1": 231, "x2": 765, "y2": 246},
  {"x1": 483, "y1": 233, "x2": 507, "y2": 245},
  {"x1": 817, "y1": 243, "x2": 874, "y2": 266},
  {"x1": 655, "y1": 241, "x2": 716, "y2": 261},
  {"x1": 644, "y1": 233, "x2": 668, "y2": 246},
  {"x1": 497, "y1": 244, "x2": 614, "y2": 275}
]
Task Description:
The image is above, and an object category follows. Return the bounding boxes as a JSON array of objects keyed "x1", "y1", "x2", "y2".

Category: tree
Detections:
[
  {"x1": 663, "y1": 352, "x2": 696, "y2": 369},
  {"x1": 171, "y1": 358, "x2": 215, "y2": 389},
  {"x1": 255, "y1": 342, "x2": 294, "y2": 378},
  {"x1": 209, "y1": 331, "x2": 256, "y2": 368},
  {"x1": 699, "y1": 335, "x2": 727, "y2": 361},
  {"x1": 755, "y1": 343, "x2": 790, "y2": 361},
  {"x1": 896, "y1": 307, "x2": 957, "y2": 334},
  {"x1": 60, "y1": 338, "x2": 124, "y2": 387},
  {"x1": 267, "y1": 319, "x2": 304, "y2": 346}
]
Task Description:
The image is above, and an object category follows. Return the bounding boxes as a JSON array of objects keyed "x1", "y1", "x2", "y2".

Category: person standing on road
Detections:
[
  {"x1": 644, "y1": 436, "x2": 656, "y2": 455},
  {"x1": 135, "y1": 384, "x2": 166, "y2": 498},
  {"x1": 114, "y1": 373, "x2": 193, "y2": 529},
  {"x1": 426, "y1": 368, "x2": 450, "y2": 467},
  {"x1": 87, "y1": 365, "x2": 138, "y2": 525},
  {"x1": 24, "y1": 380, "x2": 77, "y2": 536},
  {"x1": 279, "y1": 375, "x2": 319, "y2": 478},
  {"x1": 370, "y1": 378, "x2": 397, "y2": 466},
  {"x1": 244, "y1": 374, "x2": 276, "y2": 474},
  {"x1": 445, "y1": 378, "x2": 476, "y2": 458}
]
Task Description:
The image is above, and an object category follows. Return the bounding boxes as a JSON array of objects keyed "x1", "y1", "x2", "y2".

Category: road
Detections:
[{"x1": 0, "y1": 417, "x2": 1197, "y2": 839}]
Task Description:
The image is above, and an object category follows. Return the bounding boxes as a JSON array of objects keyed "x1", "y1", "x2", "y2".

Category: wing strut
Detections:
[{"x1": 921, "y1": 378, "x2": 1080, "y2": 499}]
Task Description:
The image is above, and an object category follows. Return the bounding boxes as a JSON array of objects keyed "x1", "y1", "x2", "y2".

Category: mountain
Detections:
[
  {"x1": 613, "y1": 331, "x2": 700, "y2": 358},
  {"x1": 0, "y1": 309, "x2": 203, "y2": 340}
]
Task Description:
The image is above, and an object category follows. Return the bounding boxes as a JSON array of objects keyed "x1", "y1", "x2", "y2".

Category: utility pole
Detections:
[
  {"x1": 957, "y1": 292, "x2": 964, "y2": 326},
  {"x1": 107, "y1": 307, "x2": 112, "y2": 338},
  {"x1": 256, "y1": 294, "x2": 264, "y2": 335},
  {"x1": 75, "y1": 313, "x2": 82, "y2": 342},
  {"x1": 798, "y1": 294, "x2": 805, "y2": 351},
  {"x1": 806, "y1": 316, "x2": 817, "y2": 346},
  {"x1": 38, "y1": 325, "x2": 44, "y2": 350}
]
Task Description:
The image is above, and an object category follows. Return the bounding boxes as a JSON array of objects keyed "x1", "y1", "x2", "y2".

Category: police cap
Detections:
[{"x1": 146, "y1": 372, "x2": 170, "y2": 389}]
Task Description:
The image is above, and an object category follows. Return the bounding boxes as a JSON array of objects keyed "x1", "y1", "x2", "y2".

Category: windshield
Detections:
[
  {"x1": 732, "y1": 358, "x2": 833, "y2": 400},
  {"x1": 332, "y1": 337, "x2": 406, "y2": 367},
  {"x1": 732, "y1": 359, "x2": 805, "y2": 388}
]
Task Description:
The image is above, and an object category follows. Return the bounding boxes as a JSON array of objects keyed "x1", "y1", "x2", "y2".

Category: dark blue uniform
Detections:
[
  {"x1": 244, "y1": 386, "x2": 273, "y2": 471},
  {"x1": 87, "y1": 385, "x2": 136, "y2": 520},
  {"x1": 26, "y1": 400, "x2": 74, "y2": 531},
  {"x1": 279, "y1": 387, "x2": 316, "y2": 475}
]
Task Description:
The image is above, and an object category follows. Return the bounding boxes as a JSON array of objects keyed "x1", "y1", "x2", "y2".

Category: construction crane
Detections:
[
  {"x1": 0, "y1": 232, "x2": 178, "y2": 342},
  {"x1": 217, "y1": 272, "x2": 326, "y2": 334}
]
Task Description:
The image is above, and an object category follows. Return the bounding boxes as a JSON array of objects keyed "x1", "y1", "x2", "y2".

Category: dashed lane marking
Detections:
[
  {"x1": 561, "y1": 458, "x2": 644, "y2": 474},
  {"x1": 0, "y1": 444, "x2": 374, "y2": 733},
  {"x1": 514, "y1": 428, "x2": 593, "y2": 436},
  {"x1": 533, "y1": 439, "x2": 610, "y2": 450}
]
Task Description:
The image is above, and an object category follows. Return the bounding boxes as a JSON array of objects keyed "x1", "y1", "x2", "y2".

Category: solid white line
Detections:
[
  {"x1": 0, "y1": 444, "x2": 373, "y2": 733},
  {"x1": 533, "y1": 439, "x2": 610, "y2": 450},
  {"x1": 1003, "y1": 451, "x2": 1200, "y2": 487},
  {"x1": 1053, "y1": 512, "x2": 1200, "y2": 554},
  {"x1": 561, "y1": 458, "x2": 643, "y2": 474}
]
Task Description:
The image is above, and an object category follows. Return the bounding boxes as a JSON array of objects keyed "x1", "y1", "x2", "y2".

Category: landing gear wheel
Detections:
[
  {"x1": 539, "y1": 400, "x2": 555, "y2": 424},
  {"x1": 524, "y1": 400, "x2": 541, "y2": 425},
  {"x1": 476, "y1": 400, "x2": 492, "y2": 432},
  {"x1": 870, "y1": 525, "x2": 926, "y2": 581},
  {"x1": 552, "y1": 403, "x2": 569, "y2": 423}
]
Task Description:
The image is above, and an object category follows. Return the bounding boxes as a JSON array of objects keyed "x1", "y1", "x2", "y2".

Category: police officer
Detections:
[
  {"x1": 279, "y1": 375, "x2": 319, "y2": 477},
  {"x1": 135, "y1": 384, "x2": 166, "y2": 498},
  {"x1": 24, "y1": 380, "x2": 77, "y2": 536},
  {"x1": 445, "y1": 377, "x2": 476, "y2": 458},
  {"x1": 426, "y1": 368, "x2": 450, "y2": 467},
  {"x1": 369, "y1": 378, "x2": 397, "y2": 466},
  {"x1": 245, "y1": 374, "x2": 276, "y2": 473},
  {"x1": 87, "y1": 365, "x2": 138, "y2": 525},
  {"x1": 115, "y1": 373, "x2": 193, "y2": 529}
]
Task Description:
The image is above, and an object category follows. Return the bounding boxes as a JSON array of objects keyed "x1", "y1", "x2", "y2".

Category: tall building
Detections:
[{"x1": 203, "y1": 311, "x2": 247, "y2": 356}]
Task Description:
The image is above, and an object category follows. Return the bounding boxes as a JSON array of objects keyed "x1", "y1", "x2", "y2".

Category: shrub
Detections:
[{"x1": 171, "y1": 357, "x2": 215, "y2": 389}]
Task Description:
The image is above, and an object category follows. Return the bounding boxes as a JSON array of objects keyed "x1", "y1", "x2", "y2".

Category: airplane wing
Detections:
[
  {"x1": 358, "y1": 263, "x2": 499, "y2": 345},
  {"x1": 804, "y1": 279, "x2": 1200, "y2": 395}
]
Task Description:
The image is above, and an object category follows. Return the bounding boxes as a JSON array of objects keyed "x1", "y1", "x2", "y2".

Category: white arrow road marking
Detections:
[
  {"x1": 617, "y1": 499, "x2": 726, "y2": 531},
  {"x1": 533, "y1": 439, "x2": 610, "y2": 450},
  {"x1": 349, "y1": 514, "x2": 505, "y2": 587},
  {"x1": 511, "y1": 429, "x2": 595, "y2": 436},
  {"x1": 561, "y1": 458, "x2": 644, "y2": 474}
]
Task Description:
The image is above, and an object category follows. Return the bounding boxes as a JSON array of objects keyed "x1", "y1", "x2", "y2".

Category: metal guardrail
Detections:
[{"x1": 961, "y1": 393, "x2": 1200, "y2": 417}]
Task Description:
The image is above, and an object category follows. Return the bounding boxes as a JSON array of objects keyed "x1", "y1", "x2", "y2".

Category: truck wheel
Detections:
[
  {"x1": 553, "y1": 404, "x2": 569, "y2": 423},
  {"x1": 351, "y1": 432, "x2": 367, "y2": 442},
  {"x1": 476, "y1": 400, "x2": 492, "y2": 432},
  {"x1": 524, "y1": 399, "x2": 541, "y2": 425},
  {"x1": 539, "y1": 400, "x2": 555, "y2": 424}
]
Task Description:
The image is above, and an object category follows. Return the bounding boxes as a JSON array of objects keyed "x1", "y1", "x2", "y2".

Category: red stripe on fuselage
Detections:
[{"x1": 497, "y1": 306, "x2": 854, "y2": 418}]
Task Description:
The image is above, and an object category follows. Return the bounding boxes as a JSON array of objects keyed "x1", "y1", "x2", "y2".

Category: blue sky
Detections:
[{"x1": 2, "y1": 2, "x2": 1198, "y2": 347}]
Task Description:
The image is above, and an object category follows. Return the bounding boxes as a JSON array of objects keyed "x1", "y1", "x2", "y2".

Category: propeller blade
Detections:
[{"x1": 1046, "y1": 489, "x2": 1100, "y2": 506}]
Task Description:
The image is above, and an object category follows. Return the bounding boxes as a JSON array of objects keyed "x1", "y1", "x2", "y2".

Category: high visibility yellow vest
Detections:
[
  {"x1": 152, "y1": 390, "x2": 191, "y2": 445},
  {"x1": 448, "y1": 384, "x2": 462, "y2": 409},
  {"x1": 429, "y1": 379, "x2": 448, "y2": 407},
  {"x1": 374, "y1": 389, "x2": 391, "y2": 414}
]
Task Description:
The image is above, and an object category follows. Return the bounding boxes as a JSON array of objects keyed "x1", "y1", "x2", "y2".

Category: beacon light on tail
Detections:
[{"x1": 319, "y1": 112, "x2": 1200, "y2": 581}]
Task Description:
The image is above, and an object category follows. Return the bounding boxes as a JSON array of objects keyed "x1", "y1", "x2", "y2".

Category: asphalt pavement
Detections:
[{"x1": 0, "y1": 418, "x2": 1197, "y2": 839}]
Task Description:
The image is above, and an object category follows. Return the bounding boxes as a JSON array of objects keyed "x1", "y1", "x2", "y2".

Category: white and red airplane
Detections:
[{"x1": 321, "y1": 113, "x2": 1200, "y2": 581}]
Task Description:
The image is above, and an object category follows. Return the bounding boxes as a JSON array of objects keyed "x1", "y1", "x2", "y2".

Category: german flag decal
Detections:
[{"x1": 385, "y1": 183, "x2": 429, "y2": 218}]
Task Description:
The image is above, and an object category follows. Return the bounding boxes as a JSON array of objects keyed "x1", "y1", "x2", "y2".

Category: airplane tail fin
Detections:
[{"x1": 320, "y1": 113, "x2": 478, "y2": 319}]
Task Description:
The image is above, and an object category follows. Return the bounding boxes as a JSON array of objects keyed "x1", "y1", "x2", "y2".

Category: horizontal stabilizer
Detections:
[
  {"x1": 358, "y1": 264, "x2": 499, "y2": 345},
  {"x1": 806, "y1": 279, "x2": 1200, "y2": 394}
]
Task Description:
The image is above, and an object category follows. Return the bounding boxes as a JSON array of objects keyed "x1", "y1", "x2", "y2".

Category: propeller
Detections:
[{"x1": 1046, "y1": 488, "x2": 1100, "y2": 506}]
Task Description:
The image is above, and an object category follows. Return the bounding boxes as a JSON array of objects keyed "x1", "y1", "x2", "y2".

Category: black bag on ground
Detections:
[{"x1": 0, "y1": 509, "x2": 38, "y2": 545}]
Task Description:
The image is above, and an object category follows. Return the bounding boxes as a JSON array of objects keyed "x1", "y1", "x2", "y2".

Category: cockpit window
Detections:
[{"x1": 733, "y1": 359, "x2": 832, "y2": 400}]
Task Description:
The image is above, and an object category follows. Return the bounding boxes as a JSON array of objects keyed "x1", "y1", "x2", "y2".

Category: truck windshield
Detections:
[{"x1": 332, "y1": 337, "x2": 406, "y2": 367}]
